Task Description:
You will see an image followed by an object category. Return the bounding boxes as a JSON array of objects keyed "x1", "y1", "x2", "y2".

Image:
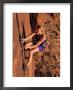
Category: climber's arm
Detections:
[{"x1": 22, "y1": 33, "x2": 36, "y2": 42}]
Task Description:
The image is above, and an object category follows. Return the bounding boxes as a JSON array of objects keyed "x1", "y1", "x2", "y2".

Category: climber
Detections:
[{"x1": 22, "y1": 25, "x2": 46, "y2": 67}]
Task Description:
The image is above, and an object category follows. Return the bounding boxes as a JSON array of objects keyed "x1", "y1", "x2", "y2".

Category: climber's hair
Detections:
[
  {"x1": 32, "y1": 25, "x2": 45, "y2": 35},
  {"x1": 32, "y1": 25, "x2": 41, "y2": 33},
  {"x1": 37, "y1": 25, "x2": 45, "y2": 34},
  {"x1": 36, "y1": 25, "x2": 41, "y2": 29}
]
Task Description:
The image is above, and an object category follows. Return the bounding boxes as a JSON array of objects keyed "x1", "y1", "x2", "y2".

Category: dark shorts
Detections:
[{"x1": 38, "y1": 40, "x2": 46, "y2": 51}]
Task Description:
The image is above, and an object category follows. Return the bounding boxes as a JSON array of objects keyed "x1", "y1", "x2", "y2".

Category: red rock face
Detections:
[{"x1": 13, "y1": 13, "x2": 60, "y2": 77}]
